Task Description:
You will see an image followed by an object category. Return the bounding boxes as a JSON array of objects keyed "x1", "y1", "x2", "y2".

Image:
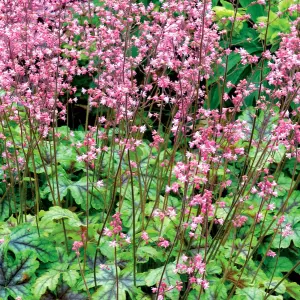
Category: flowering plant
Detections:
[{"x1": 0, "y1": 0, "x2": 299, "y2": 299}]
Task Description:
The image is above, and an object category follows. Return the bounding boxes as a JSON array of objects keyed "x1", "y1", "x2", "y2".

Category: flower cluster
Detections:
[
  {"x1": 103, "y1": 212, "x2": 131, "y2": 247},
  {"x1": 174, "y1": 254, "x2": 209, "y2": 289}
]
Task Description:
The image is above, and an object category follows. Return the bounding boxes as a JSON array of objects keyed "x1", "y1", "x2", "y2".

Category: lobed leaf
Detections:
[
  {"x1": 0, "y1": 249, "x2": 39, "y2": 300},
  {"x1": 8, "y1": 224, "x2": 57, "y2": 263},
  {"x1": 42, "y1": 206, "x2": 83, "y2": 228},
  {"x1": 33, "y1": 270, "x2": 61, "y2": 298}
]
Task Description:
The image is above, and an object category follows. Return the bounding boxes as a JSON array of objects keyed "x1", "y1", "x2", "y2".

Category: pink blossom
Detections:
[
  {"x1": 99, "y1": 264, "x2": 110, "y2": 270},
  {"x1": 141, "y1": 231, "x2": 149, "y2": 244},
  {"x1": 232, "y1": 215, "x2": 248, "y2": 228},
  {"x1": 202, "y1": 280, "x2": 210, "y2": 289},
  {"x1": 282, "y1": 224, "x2": 294, "y2": 237},
  {"x1": 72, "y1": 241, "x2": 83, "y2": 256},
  {"x1": 267, "y1": 250, "x2": 276, "y2": 257},
  {"x1": 157, "y1": 238, "x2": 170, "y2": 248},
  {"x1": 109, "y1": 240, "x2": 118, "y2": 248}
]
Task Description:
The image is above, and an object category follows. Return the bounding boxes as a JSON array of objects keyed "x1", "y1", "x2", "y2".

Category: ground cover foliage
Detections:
[{"x1": 0, "y1": 0, "x2": 299, "y2": 299}]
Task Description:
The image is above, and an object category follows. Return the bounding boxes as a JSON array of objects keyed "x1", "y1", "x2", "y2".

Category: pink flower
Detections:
[
  {"x1": 255, "y1": 213, "x2": 263, "y2": 223},
  {"x1": 103, "y1": 227, "x2": 113, "y2": 237},
  {"x1": 158, "y1": 238, "x2": 170, "y2": 248},
  {"x1": 175, "y1": 281, "x2": 183, "y2": 292},
  {"x1": 99, "y1": 264, "x2": 110, "y2": 270},
  {"x1": 232, "y1": 215, "x2": 248, "y2": 228},
  {"x1": 202, "y1": 280, "x2": 209, "y2": 289},
  {"x1": 181, "y1": 255, "x2": 188, "y2": 262},
  {"x1": 109, "y1": 240, "x2": 118, "y2": 248},
  {"x1": 217, "y1": 201, "x2": 226, "y2": 208},
  {"x1": 267, "y1": 203, "x2": 276, "y2": 211},
  {"x1": 282, "y1": 224, "x2": 294, "y2": 237},
  {"x1": 72, "y1": 241, "x2": 83, "y2": 256},
  {"x1": 189, "y1": 276, "x2": 197, "y2": 283},
  {"x1": 96, "y1": 180, "x2": 104, "y2": 188},
  {"x1": 267, "y1": 250, "x2": 276, "y2": 257},
  {"x1": 141, "y1": 231, "x2": 149, "y2": 244},
  {"x1": 278, "y1": 216, "x2": 285, "y2": 225},
  {"x1": 110, "y1": 212, "x2": 123, "y2": 235}
]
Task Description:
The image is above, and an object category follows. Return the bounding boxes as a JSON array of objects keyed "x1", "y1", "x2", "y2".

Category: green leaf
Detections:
[
  {"x1": 263, "y1": 257, "x2": 293, "y2": 277},
  {"x1": 57, "y1": 126, "x2": 85, "y2": 144},
  {"x1": 97, "y1": 240, "x2": 114, "y2": 260},
  {"x1": 208, "y1": 52, "x2": 241, "y2": 86},
  {"x1": 285, "y1": 281, "x2": 300, "y2": 299},
  {"x1": 43, "y1": 169, "x2": 71, "y2": 202},
  {"x1": 57, "y1": 144, "x2": 78, "y2": 170},
  {"x1": 240, "y1": 0, "x2": 266, "y2": 23},
  {"x1": 275, "y1": 191, "x2": 300, "y2": 214},
  {"x1": 145, "y1": 263, "x2": 181, "y2": 299},
  {"x1": 291, "y1": 223, "x2": 300, "y2": 247},
  {"x1": 243, "y1": 61, "x2": 269, "y2": 107},
  {"x1": 42, "y1": 206, "x2": 83, "y2": 228},
  {"x1": 213, "y1": 6, "x2": 244, "y2": 34},
  {"x1": 243, "y1": 259, "x2": 268, "y2": 285},
  {"x1": 93, "y1": 0, "x2": 104, "y2": 6},
  {"x1": 278, "y1": 0, "x2": 294, "y2": 12},
  {"x1": 137, "y1": 246, "x2": 162, "y2": 262},
  {"x1": 235, "y1": 287, "x2": 265, "y2": 299},
  {"x1": 220, "y1": 0, "x2": 234, "y2": 10},
  {"x1": 68, "y1": 177, "x2": 103, "y2": 210},
  {"x1": 62, "y1": 270, "x2": 80, "y2": 288},
  {"x1": 257, "y1": 11, "x2": 291, "y2": 45},
  {"x1": 42, "y1": 170, "x2": 104, "y2": 210},
  {"x1": 187, "y1": 289, "x2": 200, "y2": 300},
  {"x1": 206, "y1": 261, "x2": 222, "y2": 275},
  {"x1": 92, "y1": 285, "x2": 126, "y2": 300},
  {"x1": 272, "y1": 219, "x2": 300, "y2": 248},
  {"x1": 284, "y1": 157, "x2": 300, "y2": 175},
  {"x1": 132, "y1": 288, "x2": 152, "y2": 300},
  {"x1": 0, "y1": 198, "x2": 9, "y2": 221},
  {"x1": 33, "y1": 270, "x2": 61, "y2": 298},
  {"x1": 203, "y1": 279, "x2": 227, "y2": 299},
  {"x1": 208, "y1": 84, "x2": 220, "y2": 109},
  {"x1": 78, "y1": 265, "x2": 144, "y2": 299},
  {"x1": 276, "y1": 173, "x2": 293, "y2": 196},
  {"x1": 264, "y1": 278, "x2": 286, "y2": 294},
  {"x1": 8, "y1": 224, "x2": 57, "y2": 263},
  {"x1": 236, "y1": 30, "x2": 263, "y2": 54},
  {"x1": 119, "y1": 199, "x2": 141, "y2": 229},
  {"x1": 273, "y1": 144, "x2": 286, "y2": 164},
  {"x1": 27, "y1": 150, "x2": 52, "y2": 174},
  {"x1": 240, "y1": 106, "x2": 278, "y2": 142},
  {"x1": 248, "y1": 4, "x2": 265, "y2": 23},
  {"x1": 39, "y1": 283, "x2": 87, "y2": 300},
  {"x1": 0, "y1": 249, "x2": 39, "y2": 299},
  {"x1": 226, "y1": 64, "x2": 249, "y2": 91}
]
